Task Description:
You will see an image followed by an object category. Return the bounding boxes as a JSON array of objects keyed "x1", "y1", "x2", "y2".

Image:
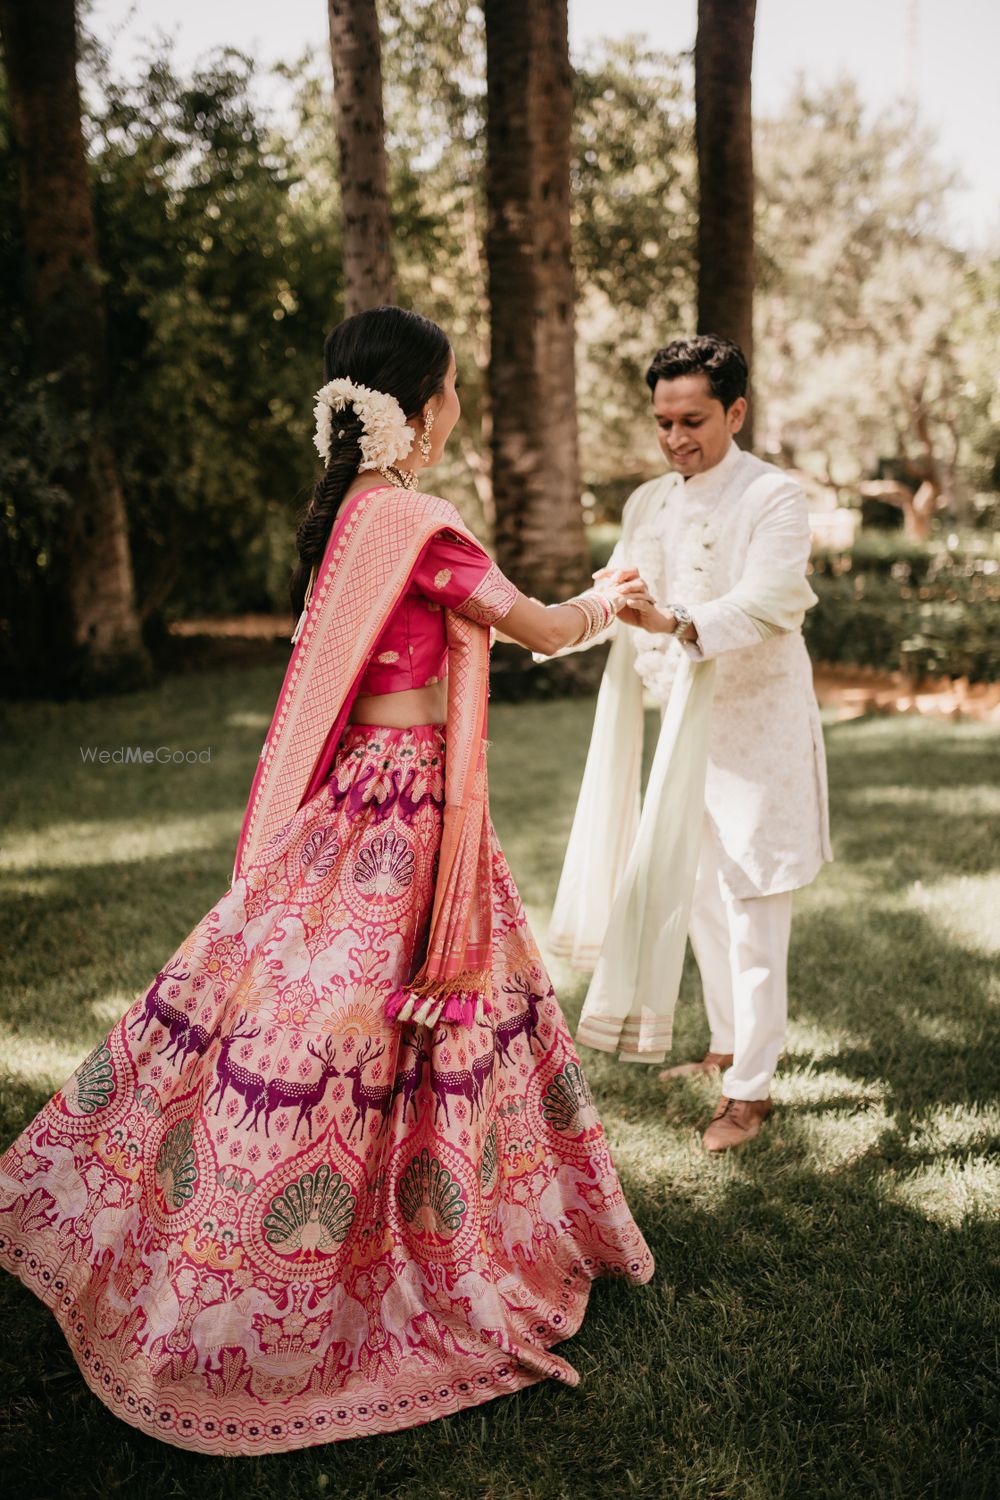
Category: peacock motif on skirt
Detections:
[
  {"x1": 396, "y1": 1147, "x2": 467, "y2": 1237},
  {"x1": 63, "y1": 1042, "x2": 116, "y2": 1117},
  {"x1": 155, "y1": 1117, "x2": 199, "y2": 1208},
  {"x1": 262, "y1": 1164, "x2": 356, "y2": 1256},
  {"x1": 299, "y1": 827, "x2": 341, "y2": 881},
  {"x1": 541, "y1": 1062, "x2": 593, "y2": 1133},
  {"x1": 352, "y1": 830, "x2": 415, "y2": 897}
]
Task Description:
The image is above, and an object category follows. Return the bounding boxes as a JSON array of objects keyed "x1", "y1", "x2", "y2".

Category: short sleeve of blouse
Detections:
[{"x1": 413, "y1": 529, "x2": 519, "y2": 626}]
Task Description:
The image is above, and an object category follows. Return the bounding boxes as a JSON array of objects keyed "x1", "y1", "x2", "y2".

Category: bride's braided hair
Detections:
[{"x1": 290, "y1": 305, "x2": 451, "y2": 618}]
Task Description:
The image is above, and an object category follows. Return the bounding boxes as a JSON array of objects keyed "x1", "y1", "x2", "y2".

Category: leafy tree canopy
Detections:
[{"x1": 1, "y1": 20, "x2": 996, "y2": 661}]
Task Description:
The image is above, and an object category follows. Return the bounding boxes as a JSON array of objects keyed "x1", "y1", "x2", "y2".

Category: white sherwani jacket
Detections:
[{"x1": 597, "y1": 440, "x2": 832, "y2": 900}]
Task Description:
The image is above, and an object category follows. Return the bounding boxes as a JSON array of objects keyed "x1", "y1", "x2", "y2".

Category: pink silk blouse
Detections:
[{"x1": 350, "y1": 495, "x2": 519, "y2": 698}]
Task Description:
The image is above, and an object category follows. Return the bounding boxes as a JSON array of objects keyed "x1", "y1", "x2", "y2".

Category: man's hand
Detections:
[{"x1": 594, "y1": 566, "x2": 664, "y2": 629}]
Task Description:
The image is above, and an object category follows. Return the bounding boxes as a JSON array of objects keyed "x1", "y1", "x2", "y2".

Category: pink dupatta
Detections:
[{"x1": 231, "y1": 485, "x2": 495, "y2": 1028}]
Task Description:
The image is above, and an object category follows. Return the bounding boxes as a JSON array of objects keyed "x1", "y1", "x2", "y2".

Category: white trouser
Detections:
[{"x1": 687, "y1": 821, "x2": 793, "y2": 1101}]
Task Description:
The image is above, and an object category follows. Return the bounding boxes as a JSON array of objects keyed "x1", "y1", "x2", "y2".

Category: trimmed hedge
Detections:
[{"x1": 806, "y1": 537, "x2": 1000, "y2": 683}]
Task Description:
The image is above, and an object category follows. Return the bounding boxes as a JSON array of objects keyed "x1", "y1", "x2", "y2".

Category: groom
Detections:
[{"x1": 543, "y1": 334, "x2": 831, "y2": 1152}]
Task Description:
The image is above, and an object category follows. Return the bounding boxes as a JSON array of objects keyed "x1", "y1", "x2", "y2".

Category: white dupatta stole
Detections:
[{"x1": 550, "y1": 471, "x2": 818, "y2": 1064}]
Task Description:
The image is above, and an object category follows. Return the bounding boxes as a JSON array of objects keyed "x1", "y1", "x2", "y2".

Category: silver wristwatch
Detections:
[{"x1": 668, "y1": 603, "x2": 693, "y2": 639}]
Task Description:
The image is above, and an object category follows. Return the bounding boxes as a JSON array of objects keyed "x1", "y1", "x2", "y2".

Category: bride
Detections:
[{"x1": 0, "y1": 304, "x2": 654, "y2": 1456}]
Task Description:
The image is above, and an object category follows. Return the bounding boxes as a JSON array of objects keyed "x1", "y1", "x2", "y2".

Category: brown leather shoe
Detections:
[
  {"x1": 658, "y1": 1049, "x2": 734, "y2": 1082},
  {"x1": 701, "y1": 1095, "x2": 772, "y2": 1152}
]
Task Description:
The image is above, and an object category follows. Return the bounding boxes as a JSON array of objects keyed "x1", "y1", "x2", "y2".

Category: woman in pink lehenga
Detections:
[{"x1": 0, "y1": 306, "x2": 654, "y2": 1455}]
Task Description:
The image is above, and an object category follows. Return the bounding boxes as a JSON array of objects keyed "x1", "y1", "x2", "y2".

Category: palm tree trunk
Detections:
[
  {"x1": 483, "y1": 0, "x2": 588, "y2": 604},
  {"x1": 695, "y1": 0, "x2": 756, "y2": 448},
  {"x1": 0, "y1": 0, "x2": 152, "y2": 693},
  {"x1": 327, "y1": 0, "x2": 395, "y2": 315}
]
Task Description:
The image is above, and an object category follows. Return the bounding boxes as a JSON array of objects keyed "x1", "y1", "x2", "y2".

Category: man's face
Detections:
[{"x1": 652, "y1": 372, "x2": 746, "y2": 478}]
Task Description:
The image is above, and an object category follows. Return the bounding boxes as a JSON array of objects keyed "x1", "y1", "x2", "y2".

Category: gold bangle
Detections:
[{"x1": 562, "y1": 589, "x2": 614, "y2": 645}]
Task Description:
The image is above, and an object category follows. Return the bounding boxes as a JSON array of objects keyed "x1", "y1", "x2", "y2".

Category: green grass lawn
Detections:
[{"x1": 1, "y1": 666, "x2": 998, "y2": 1499}]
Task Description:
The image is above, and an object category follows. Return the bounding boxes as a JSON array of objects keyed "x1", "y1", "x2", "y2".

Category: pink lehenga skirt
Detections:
[{"x1": 0, "y1": 722, "x2": 653, "y2": 1456}]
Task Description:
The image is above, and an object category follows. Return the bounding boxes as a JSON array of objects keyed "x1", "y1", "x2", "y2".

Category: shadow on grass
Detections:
[
  {"x1": 0, "y1": 851, "x2": 232, "y2": 1029},
  {"x1": 821, "y1": 718, "x2": 998, "y2": 890},
  {"x1": 824, "y1": 716, "x2": 999, "y2": 792},
  {"x1": 790, "y1": 903, "x2": 999, "y2": 1112}
]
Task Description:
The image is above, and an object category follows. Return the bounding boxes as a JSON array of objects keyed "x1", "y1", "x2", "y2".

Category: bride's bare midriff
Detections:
[{"x1": 347, "y1": 680, "x2": 448, "y2": 728}]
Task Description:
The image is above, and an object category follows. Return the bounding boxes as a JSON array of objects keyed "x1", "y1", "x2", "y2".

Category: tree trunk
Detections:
[
  {"x1": 327, "y1": 0, "x2": 395, "y2": 315},
  {"x1": 483, "y1": 0, "x2": 588, "y2": 612},
  {"x1": 858, "y1": 479, "x2": 942, "y2": 541},
  {"x1": 695, "y1": 0, "x2": 756, "y2": 449},
  {"x1": 0, "y1": 0, "x2": 152, "y2": 694}
]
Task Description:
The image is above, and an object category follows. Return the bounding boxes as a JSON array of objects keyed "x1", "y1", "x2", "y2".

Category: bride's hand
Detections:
[{"x1": 594, "y1": 567, "x2": 658, "y2": 629}]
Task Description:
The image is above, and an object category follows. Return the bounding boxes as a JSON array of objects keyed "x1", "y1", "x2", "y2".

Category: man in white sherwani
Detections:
[{"x1": 542, "y1": 335, "x2": 831, "y2": 1152}]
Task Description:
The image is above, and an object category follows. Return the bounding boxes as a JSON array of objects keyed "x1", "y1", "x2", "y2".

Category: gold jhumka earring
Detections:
[{"x1": 419, "y1": 407, "x2": 435, "y2": 463}]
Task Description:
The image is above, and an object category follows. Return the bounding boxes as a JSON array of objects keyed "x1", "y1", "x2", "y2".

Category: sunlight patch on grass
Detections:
[
  {"x1": 783, "y1": 1017, "x2": 875, "y2": 1057},
  {"x1": 602, "y1": 1116, "x2": 726, "y2": 1199},
  {"x1": 800, "y1": 863, "x2": 900, "y2": 909},
  {"x1": 89, "y1": 992, "x2": 137, "y2": 1028},
  {"x1": 224, "y1": 711, "x2": 272, "y2": 731},
  {"x1": 846, "y1": 785, "x2": 1000, "y2": 815},
  {"x1": 0, "y1": 1030, "x2": 81, "y2": 1092},
  {"x1": 0, "y1": 813, "x2": 236, "y2": 871},
  {"x1": 786, "y1": 1105, "x2": 891, "y2": 1170},
  {"x1": 610, "y1": 1130, "x2": 702, "y2": 1184},
  {"x1": 908, "y1": 873, "x2": 1000, "y2": 955},
  {"x1": 890, "y1": 1156, "x2": 1000, "y2": 1225},
  {"x1": 0, "y1": 874, "x2": 61, "y2": 899},
  {"x1": 777, "y1": 1066, "x2": 890, "y2": 1108},
  {"x1": 906, "y1": 1010, "x2": 986, "y2": 1044},
  {"x1": 901, "y1": 1102, "x2": 1000, "y2": 1155}
]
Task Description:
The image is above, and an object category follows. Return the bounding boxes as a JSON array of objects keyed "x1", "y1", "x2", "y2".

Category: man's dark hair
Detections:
[{"x1": 645, "y1": 334, "x2": 748, "y2": 410}]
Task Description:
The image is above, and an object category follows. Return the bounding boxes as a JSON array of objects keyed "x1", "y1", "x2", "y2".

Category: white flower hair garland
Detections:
[{"x1": 312, "y1": 377, "x2": 415, "y2": 470}]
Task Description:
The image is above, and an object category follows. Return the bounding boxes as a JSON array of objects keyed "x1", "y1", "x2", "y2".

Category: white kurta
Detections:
[{"x1": 603, "y1": 440, "x2": 832, "y2": 900}]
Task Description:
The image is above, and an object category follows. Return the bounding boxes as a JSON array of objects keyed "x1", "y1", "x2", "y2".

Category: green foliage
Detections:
[
  {"x1": 382, "y1": 20, "x2": 695, "y2": 494},
  {"x1": 380, "y1": 0, "x2": 494, "y2": 530},
  {"x1": 0, "y1": 375, "x2": 81, "y2": 687},
  {"x1": 90, "y1": 46, "x2": 344, "y2": 618},
  {"x1": 0, "y1": 68, "x2": 98, "y2": 683},
  {"x1": 572, "y1": 39, "x2": 694, "y2": 482},
  {"x1": 0, "y1": 42, "x2": 345, "y2": 682},
  {"x1": 755, "y1": 82, "x2": 999, "y2": 501},
  {"x1": 380, "y1": 13, "x2": 690, "y2": 512},
  {"x1": 951, "y1": 255, "x2": 1000, "y2": 493},
  {"x1": 806, "y1": 535, "x2": 1000, "y2": 681},
  {"x1": 2, "y1": 19, "x2": 997, "y2": 691}
]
